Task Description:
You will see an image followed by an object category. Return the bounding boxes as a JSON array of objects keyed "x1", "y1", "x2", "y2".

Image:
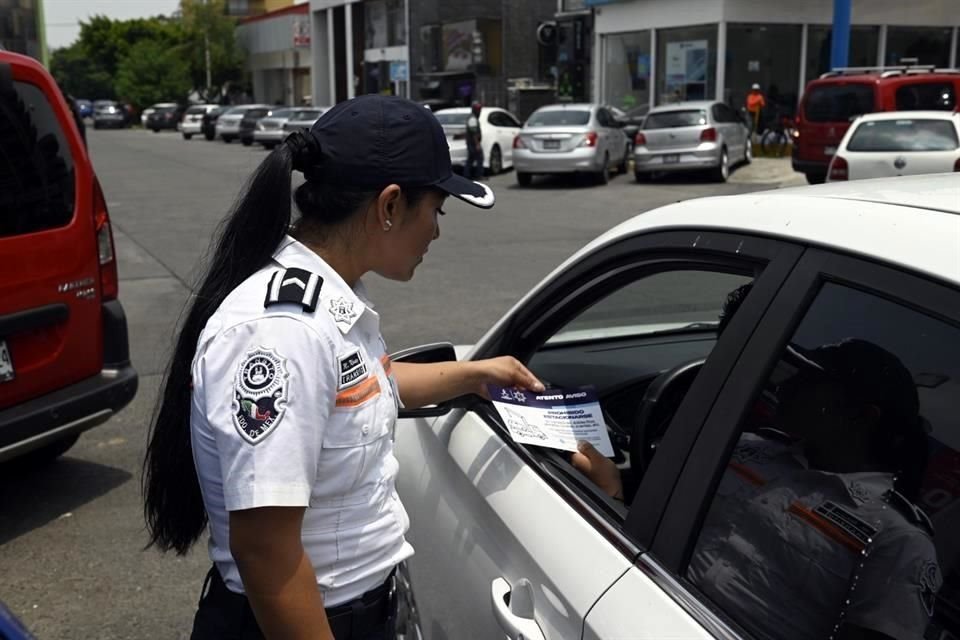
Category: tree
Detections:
[
  {"x1": 178, "y1": 0, "x2": 246, "y2": 101},
  {"x1": 50, "y1": 44, "x2": 114, "y2": 99},
  {"x1": 115, "y1": 40, "x2": 192, "y2": 108}
]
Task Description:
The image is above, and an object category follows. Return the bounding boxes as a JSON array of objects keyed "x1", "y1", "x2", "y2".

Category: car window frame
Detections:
[
  {"x1": 467, "y1": 230, "x2": 803, "y2": 552},
  {"x1": 650, "y1": 246, "x2": 960, "y2": 580}
]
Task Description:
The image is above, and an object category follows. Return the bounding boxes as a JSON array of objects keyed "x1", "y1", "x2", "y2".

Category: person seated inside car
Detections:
[{"x1": 574, "y1": 335, "x2": 939, "y2": 640}]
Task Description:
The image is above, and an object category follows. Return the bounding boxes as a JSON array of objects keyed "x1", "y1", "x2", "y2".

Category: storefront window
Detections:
[
  {"x1": 603, "y1": 30, "x2": 651, "y2": 113},
  {"x1": 885, "y1": 27, "x2": 952, "y2": 68},
  {"x1": 656, "y1": 24, "x2": 717, "y2": 105},
  {"x1": 725, "y1": 23, "x2": 802, "y2": 121},
  {"x1": 365, "y1": 0, "x2": 406, "y2": 49},
  {"x1": 806, "y1": 26, "x2": 879, "y2": 81}
]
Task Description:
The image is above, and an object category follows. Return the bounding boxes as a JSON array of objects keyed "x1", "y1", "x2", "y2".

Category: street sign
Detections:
[{"x1": 390, "y1": 61, "x2": 409, "y2": 82}]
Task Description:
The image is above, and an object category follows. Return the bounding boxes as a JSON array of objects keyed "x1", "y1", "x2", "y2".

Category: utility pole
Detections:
[{"x1": 204, "y1": 0, "x2": 213, "y2": 94}]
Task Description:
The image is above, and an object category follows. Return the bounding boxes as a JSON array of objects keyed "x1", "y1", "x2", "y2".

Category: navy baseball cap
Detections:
[{"x1": 295, "y1": 94, "x2": 494, "y2": 209}]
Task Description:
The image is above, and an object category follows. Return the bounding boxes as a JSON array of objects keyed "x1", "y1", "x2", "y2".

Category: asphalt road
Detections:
[{"x1": 0, "y1": 127, "x2": 791, "y2": 639}]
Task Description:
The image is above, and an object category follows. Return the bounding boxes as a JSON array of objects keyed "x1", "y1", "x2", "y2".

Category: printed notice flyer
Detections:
[{"x1": 488, "y1": 385, "x2": 614, "y2": 457}]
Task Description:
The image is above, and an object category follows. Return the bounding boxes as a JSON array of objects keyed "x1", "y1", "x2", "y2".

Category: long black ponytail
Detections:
[{"x1": 143, "y1": 143, "x2": 296, "y2": 555}]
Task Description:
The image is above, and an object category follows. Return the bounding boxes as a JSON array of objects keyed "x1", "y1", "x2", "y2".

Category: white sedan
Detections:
[
  {"x1": 434, "y1": 106, "x2": 522, "y2": 175},
  {"x1": 827, "y1": 110, "x2": 960, "y2": 181},
  {"x1": 390, "y1": 174, "x2": 960, "y2": 640}
]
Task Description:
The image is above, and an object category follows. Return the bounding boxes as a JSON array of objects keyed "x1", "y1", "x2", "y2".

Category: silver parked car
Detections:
[
  {"x1": 512, "y1": 103, "x2": 631, "y2": 186},
  {"x1": 215, "y1": 104, "x2": 271, "y2": 143},
  {"x1": 252, "y1": 107, "x2": 301, "y2": 149},
  {"x1": 282, "y1": 108, "x2": 327, "y2": 134},
  {"x1": 634, "y1": 100, "x2": 751, "y2": 183}
]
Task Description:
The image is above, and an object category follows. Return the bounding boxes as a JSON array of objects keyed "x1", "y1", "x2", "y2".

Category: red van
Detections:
[
  {"x1": 0, "y1": 51, "x2": 137, "y2": 463},
  {"x1": 793, "y1": 67, "x2": 960, "y2": 184}
]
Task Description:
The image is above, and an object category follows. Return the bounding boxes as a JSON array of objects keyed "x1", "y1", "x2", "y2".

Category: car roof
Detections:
[
  {"x1": 649, "y1": 101, "x2": 716, "y2": 112},
  {"x1": 575, "y1": 174, "x2": 960, "y2": 286},
  {"x1": 535, "y1": 103, "x2": 596, "y2": 111},
  {"x1": 853, "y1": 110, "x2": 960, "y2": 122}
]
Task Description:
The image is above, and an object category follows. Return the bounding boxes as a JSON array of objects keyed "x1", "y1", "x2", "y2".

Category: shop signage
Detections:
[
  {"x1": 293, "y1": 17, "x2": 310, "y2": 48},
  {"x1": 389, "y1": 61, "x2": 409, "y2": 82}
]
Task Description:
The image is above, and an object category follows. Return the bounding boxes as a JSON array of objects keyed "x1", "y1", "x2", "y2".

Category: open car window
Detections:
[{"x1": 526, "y1": 267, "x2": 755, "y2": 513}]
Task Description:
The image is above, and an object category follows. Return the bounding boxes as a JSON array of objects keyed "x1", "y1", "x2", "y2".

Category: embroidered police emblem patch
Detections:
[
  {"x1": 233, "y1": 347, "x2": 289, "y2": 445},
  {"x1": 328, "y1": 297, "x2": 359, "y2": 325}
]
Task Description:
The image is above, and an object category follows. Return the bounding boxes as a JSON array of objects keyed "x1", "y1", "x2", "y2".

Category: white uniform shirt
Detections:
[
  {"x1": 190, "y1": 236, "x2": 412, "y2": 606},
  {"x1": 689, "y1": 433, "x2": 940, "y2": 640}
]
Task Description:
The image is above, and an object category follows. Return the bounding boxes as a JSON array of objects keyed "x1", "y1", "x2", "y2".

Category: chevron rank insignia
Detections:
[{"x1": 264, "y1": 268, "x2": 323, "y2": 312}]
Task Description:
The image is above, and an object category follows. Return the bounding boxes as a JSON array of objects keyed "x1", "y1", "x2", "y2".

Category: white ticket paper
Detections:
[{"x1": 488, "y1": 385, "x2": 614, "y2": 457}]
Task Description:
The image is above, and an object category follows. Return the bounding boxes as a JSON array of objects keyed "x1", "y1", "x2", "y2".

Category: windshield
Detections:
[
  {"x1": 804, "y1": 83, "x2": 875, "y2": 123},
  {"x1": 847, "y1": 119, "x2": 959, "y2": 152},
  {"x1": 292, "y1": 109, "x2": 322, "y2": 120},
  {"x1": 186, "y1": 106, "x2": 207, "y2": 115},
  {"x1": 224, "y1": 107, "x2": 248, "y2": 116},
  {"x1": 268, "y1": 108, "x2": 295, "y2": 119},
  {"x1": 434, "y1": 112, "x2": 470, "y2": 125},
  {"x1": 527, "y1": 110, "x2": 591, "y2": 127},
  {"x1": 644, "y1": 110, "x2": 707, "y2": 129}
]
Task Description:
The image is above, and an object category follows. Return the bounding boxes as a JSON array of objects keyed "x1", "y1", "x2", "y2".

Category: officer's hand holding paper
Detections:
[{"x1": 488, "y1": 384, "x2": 614, "y2": 457}]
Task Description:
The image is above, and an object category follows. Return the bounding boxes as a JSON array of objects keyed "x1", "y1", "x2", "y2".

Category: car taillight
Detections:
[
  {"x1": 634, "y1": 132, "x2": 646, "y2": 146},
  {"x1": 513, "y1": 135, "x2": 526, "y2": 149},
  {"x1": 829, "y1": 156, "x2": 849, "y2": 181},
  {"x1": 700, "y1": 127, "x2": 717, "y2": 142},
  {"x1": 579, "y1": 131, "x2": 598, "y2": 147},
  {"x1": 93, "y1": 179, "x2": 119, "y2": 301},
  {"x1": 955, "y1": 157, "x2": 960, "y2": 172}
]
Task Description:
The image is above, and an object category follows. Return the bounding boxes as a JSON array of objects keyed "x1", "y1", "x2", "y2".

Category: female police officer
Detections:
[{"x1": 142, "y1": 94, "x2": 544, "y2": 639}]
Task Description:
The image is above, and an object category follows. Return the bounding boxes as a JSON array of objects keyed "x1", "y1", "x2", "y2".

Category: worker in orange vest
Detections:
[{"x1": 745, "y1": 83, "x2": 766, "y2": 136}]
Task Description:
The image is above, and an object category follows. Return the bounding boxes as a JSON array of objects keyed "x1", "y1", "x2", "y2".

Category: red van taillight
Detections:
[
  {"x1": 634, "y1": 132, "x2": 647, "y2": 146},
  {"x1": 700, "y1": 127, "x2": 717, "y2": 142},
  {"x1": 579, "y1": 131, "x2": 598, "y2": 147},
  {"x1": 513, "y1": 134, "x2": 526, "y2": 149},
  {"x1": 829, "y1": 156, "x2": 849, "y2": 181},
  {"x1": 93, "y1": 179, "x2": 119, "y2": 300}
]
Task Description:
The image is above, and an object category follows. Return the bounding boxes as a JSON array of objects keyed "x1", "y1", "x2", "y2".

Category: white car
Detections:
[
  {"x1": 827, "y1": 111, "x2": 960, "y2": 181},
  {"x1": 433, "y1": 106, "x2": 522, "y2": 175},
  {"x1": 391, "y1": 174, "x2": 960, "y2": 639},
  {"x1": 215, "y1": 104, "x2": 271, "y2": 143},
  {"x1": 179, "y1": 104, "x2": 219, "y2": 139}
]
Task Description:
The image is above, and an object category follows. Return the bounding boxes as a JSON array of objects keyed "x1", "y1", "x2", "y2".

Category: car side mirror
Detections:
[{"x1": 392, "y1": 342, "x2": 465, "y2": 418}]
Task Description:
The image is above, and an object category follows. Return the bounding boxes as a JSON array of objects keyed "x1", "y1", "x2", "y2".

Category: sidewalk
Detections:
[{"x1": 729, "y1": 156, "x2": 807, "y2": 188}]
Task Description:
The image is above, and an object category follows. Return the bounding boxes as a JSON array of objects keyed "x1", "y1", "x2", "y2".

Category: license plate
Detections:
[
  {"x1": 543, "y1": 140, "x2": 561, "y2": 150},
  {"x1": 663, "y1": 154, "x2": 680, "y2": 164},
  {"x1": 0, "y1": 340, "x2": 13, "y2": 383},
  {"x1": 824, "y1": 146, "x2": 837, "y2": 156}
]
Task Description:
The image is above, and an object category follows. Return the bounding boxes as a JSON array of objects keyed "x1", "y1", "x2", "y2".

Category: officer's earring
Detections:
[{"x1": 383, "y1": 219, "x2": 393, "y2": 232}]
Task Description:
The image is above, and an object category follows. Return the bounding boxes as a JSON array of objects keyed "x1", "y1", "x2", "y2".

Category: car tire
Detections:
[
  {"x1": 517, "y1": 172, "x2": 532, "y2": 187},
  {"x1": 596, "y1": 153, "x2": 610, "y2": 185},
  {"x1": 489, "y1": 145, "x2": 502, "y2": 175},
  {"x1": 223, "y1": 136, "x2": 232, "y2": 144},
  {"x1": 743, "y1": 140, "x2": 753, "y2": 164},
  {"x1": 182, "y1": 133, "x2": 192, "y2": 140},
  {"x1": 712, "y1": 148, "x2": 729, "y2": 183},
  {"x1": 805, "y1": 173, "x2": 825, "y2": 185}
]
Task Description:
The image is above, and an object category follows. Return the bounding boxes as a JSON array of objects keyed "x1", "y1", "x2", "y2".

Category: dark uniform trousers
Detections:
[{"x1": 190, "y1": 565, "x2": 397, "y2": 640}]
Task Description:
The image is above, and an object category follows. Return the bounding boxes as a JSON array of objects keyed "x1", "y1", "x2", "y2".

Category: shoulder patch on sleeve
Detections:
[
  {"x1": 264, "y1": 268, "x2": 322, "y2": 312},
  {"x1": 233, "y1": 347, "x2": 289, "y2": 444}
]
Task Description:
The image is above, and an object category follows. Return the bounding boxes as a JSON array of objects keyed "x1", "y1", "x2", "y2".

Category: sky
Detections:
[{"x1": 45, "y1": 0, "x2": 182, "y2": 50}]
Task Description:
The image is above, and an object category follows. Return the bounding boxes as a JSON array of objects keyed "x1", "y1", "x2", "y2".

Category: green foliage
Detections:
[
  {"x1": 48, "y1": 6, "x2": 245, "y2": 106},
  {"x1": 115, "y1": 40, "x2": 192, "y2": 109}
]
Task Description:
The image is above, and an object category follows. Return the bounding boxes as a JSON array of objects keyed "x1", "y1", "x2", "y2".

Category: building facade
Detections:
[
  {"x1": 237, "y1": 3, "x2": 313, "y2": 106},
  {"x1": 590, "y1": 0, "x2": 959, "y2": 117},
  {"x1": 0, "y1": 0, "x2": 47, "y2": 64},
  {"x1": 308, "y1": 0, "x2": 557, "y2": 116}
]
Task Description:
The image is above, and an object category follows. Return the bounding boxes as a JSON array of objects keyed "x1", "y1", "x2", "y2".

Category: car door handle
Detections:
[{"x1": 491, "y1": 577, "x2": 546, "y2": 640}]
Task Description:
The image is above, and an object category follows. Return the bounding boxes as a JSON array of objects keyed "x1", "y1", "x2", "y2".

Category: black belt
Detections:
[{"x1": 196, "y1": 565, "x2": 396, "y2": 639}]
